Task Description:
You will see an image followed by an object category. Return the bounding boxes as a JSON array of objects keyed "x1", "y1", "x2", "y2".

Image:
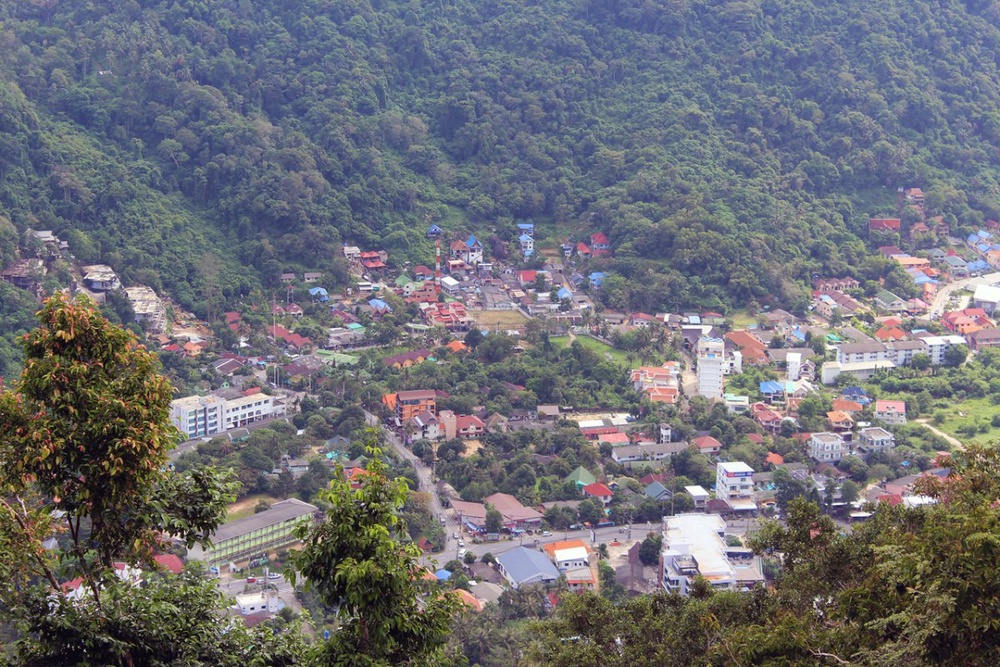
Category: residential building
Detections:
[
  {"x1": 821, "y1": 359, "x2": 896, "y2": 384},
  {"x1": 1, "y1": 258, "x2": 46, "y2": 290},
  {"x1": 809, "y1": 432, "x2": 847, "y2": 462},
  {"x1": 874, "y1": 289, "x2": 907, "y2": 312},
  {"x1": 125, "y1": 286, "x2": 166, "y2": 333},
  {"x1": 969, "y1": 328, "x2": 1000, "y2": 351},
  {"x1": 715, "y1": 462, "x2": 755, "y2": 512},
  {"x1": 170, "y1": 394, "x2": 226, "y2": 439},
  {"x1": 920, "y1": 335, "x2": 967, "y2": 365},
  {"x1": 542, "y1": 540, "x2": 590, "y2": 571},
  {"x1": 660, "y1": 514, "x2": 763, "y2": 596},
  {"x1": 837, "y1": 341, "x2": 890, "y2": 365},
  {"x1": 496, "y1": 547, "x2": 560, "y2": 589},
  {"x1": 693, "y1": 435, "x2": 722, "y2": 455},
  {"x1": 611, "y1": 441, "x2": 687, "y2": 465},
  {"x1": 685, "y1": 485, "x2": 710, "y2": 510},
  {"x1": 405, "y1": 410, "x2": 442, "y2": 441},
  {"x1": 81, "y1": 264, "x2": 120, "y2": 291},
  {"x1": 390, "y1": 389, "x2": 437, "y2": 422},
  {"x1": 582, "y1": 483, "x2": 614, "y2": 506},
  {"x1": 696, "y1": 337, "x2": 726, "y2": 398},
  {"x1": 874, "y1": 399, "x2": 907, "y2": 425},
  {"x1": 889, "y1": 339, "x2": 928, "y2": 366},
  {"x1": 188, "y1": 498, "x2": 317, "y2": 565},
  {"x1": 234, "y1": 591, "x2": 281, "y2": 616},
  {"x1": 857, "y1": 427, "x2": 896, "y2": 455}
]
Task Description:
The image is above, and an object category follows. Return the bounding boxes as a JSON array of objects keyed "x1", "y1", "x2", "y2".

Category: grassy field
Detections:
[
  {"x1": 549, "y1": 334, "x2": 635, "y2": 364},
  {"x1": 227, "y1": 494, "x2": 282, "y2": 522},
  {"x1": 730, "y1": 310, "x2": 758, "y2": 328},
  {"x1": 473, "y1": 309, "x2": 530, "y2": 331},
  {"x1": 931, "y1": 397, "x2": 1000, "y2": 446}
]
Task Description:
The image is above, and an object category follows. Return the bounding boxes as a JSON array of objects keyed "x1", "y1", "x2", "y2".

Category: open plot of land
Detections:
[
  {"x1": 227, "y1": 494, "x2": 282, "y2": 522},
  {"x1": 472, "y1": 309, "x2": 529, "y2": 331},
  {"x1": 932, "y1": 397, "x2": 1000, "y2": 446},
  {"x1": 549, "y1": 335, "x2": 641, "y2": 365}
]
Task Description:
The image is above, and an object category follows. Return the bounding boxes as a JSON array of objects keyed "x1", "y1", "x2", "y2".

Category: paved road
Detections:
[
  {"x1": 364, "y1": 410, "x2": 446, "y2": 521},
  {"x1": 927, "y1": 271, "x2": 1000, "y2": 319}
]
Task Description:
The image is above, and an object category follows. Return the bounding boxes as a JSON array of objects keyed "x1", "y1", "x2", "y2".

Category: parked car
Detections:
[
  {"x1": 569, "y1": 523, "x2": 583, "y2": 530},
  {"x1": 458, "y1": 539, "x2": 465, "y2": 548},
  {"x1": 458, "y1": 548, "x2": 468, "y2": 558},
  {"x1": 542, "y1": 531, "x2": 553, "y2": 537},
  {"x1": 267, "y1": 573, "x2": 281, "y2": 580},
  {"x1": 596, "y1": 520, "x2": 616, "y2": 528},
  {"x1": 246, "y1": 576, "x2": 257, "y2": 584}
]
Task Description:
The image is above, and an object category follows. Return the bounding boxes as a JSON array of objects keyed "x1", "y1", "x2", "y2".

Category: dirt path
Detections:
[{"x1": 914, "y1": 419, "x2": 965, "y2": 450}]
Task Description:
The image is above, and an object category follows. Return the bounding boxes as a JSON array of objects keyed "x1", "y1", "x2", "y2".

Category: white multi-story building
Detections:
[
  {"x1": 809, "y1": 432, "x2": 847, "y2": 462},
  {"x1": 222, "y1": 393, "x2": 275, "y2": 431},
  {"x1": 836, "y1": 342, "x2": 890, "y2": 365},
  {"x1": 919, "y1": 335, "x2": 967, "y2": 365},
  {"x1": 715, "y1": 461, "x2": 755, "y2": 512},
  {"x1": 660, "y1": 514, "x2": 763, "y2": 596},
  {"x1": 171, "y1": 391, "x2": 279, "y2": 439},
  {"x1": 696, "y1": 337, "x2": 726, "y2": 398},
  {"x1": 170, "y1": 395, "x2": 226, "y2": 439}
]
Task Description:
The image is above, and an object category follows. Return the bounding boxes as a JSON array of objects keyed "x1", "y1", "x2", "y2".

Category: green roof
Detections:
[
  {"x1": 395, "y1": 274, "x2": 411, "y2": 287},
  {"x1": 565, "y1": 466, "x2": 597, "y2": 486}
]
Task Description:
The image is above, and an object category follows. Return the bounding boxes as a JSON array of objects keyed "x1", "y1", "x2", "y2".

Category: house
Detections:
[
  {"x1": 684, "y1": 486, "x2": 710, "y2": 510},
  {"x1": 342, "y1": 246, "x2": 362, "y2": 262},
  {"x1": 496, "y1": 547, "x2": 560, "y2": 589},
  {"x1": 516, "y1": 222, "x2": 535, "y2": 237},
  {"x1": 427, "y1": 224, "x2": 443, "y2": 239},
  {"x1": 874, "y1": 290, "x2": 907, "y2": 312},
  {"x1": 716, "y1": 462, "x2": 756, "y2": 512},
  {"x1": 589, "y1": 232, "x2": 611, "y2": 255},
  {"x1": 644, "y1": 481, "x2": 672, "y2": 501},
  {"x1": 692, "y1": 435, "x2": 722, "y2": 456},
  {"x1": 582, "y1": 483, "x2": 614, "y2": 506},
  {"x1": 565, "y1": 466, "x2": 597, "y2": 488},
  {"x1": 759, "y1": 380, "x2": 785, "y2": 404},
  {"x1": 485, "y1": 413, "x2": 510, "y2": 433},
  {"x1": 837, "y1": 341, "x2": 890, "y2": 365},
  {"x1": 857, "y1": 427, "x2": 895, "y2": 455},
  {"x1": 303, "y1": 272, "x2": 322, "y2": 283},
  {"x1": 869, "y1": 218, "x2": 901, "y2": 232},
  {"x1": 612, "y1": 441, "x2": 688, "y2": 465},
  {"x1": 1, "y1": 258, "x2": 46, "y2": 290},
  {"x1": 81, "y1": 265, "x2": 120, "y2": 291},
  {"x1": 968, "y1": 328, "x2": 1000, "y2": 351},
  {"x1": 405, "y1": 410, "x2": 442, "y2": 441},
  {"x1": 543, "y1": 540, "x2": 590, "y2": 571},
  {"x1": 809, "y1": 432, "x2": 847, "y2": 462},
  {"x1": 519, "y1": 233, "x2": 534, "y2": 257},
  {"x1": 826, "y1": 410, "x2": 854, "y2": 432},
  {"x1": 280, "y1": 271, "x2": 296, "y2": 284},
  {"x1": 751, "y1": 402, "x2": 783, "y2": 434},
  {"x1": 874, "y1": 400, "x2": 907, "y2": 425}
]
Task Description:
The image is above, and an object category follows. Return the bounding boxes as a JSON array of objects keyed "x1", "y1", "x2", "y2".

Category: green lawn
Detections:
[
  {"x1": 549, "y1": 335, "x2": 639, "y2": 365},
  {"x1": 931, "y1": 397, "x2": 1000, "y2": 446}
]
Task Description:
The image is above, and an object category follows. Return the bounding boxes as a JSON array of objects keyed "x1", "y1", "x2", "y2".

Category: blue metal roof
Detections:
[{"x1": 495, "y1": 547, "x2": 560, "y2": 586}]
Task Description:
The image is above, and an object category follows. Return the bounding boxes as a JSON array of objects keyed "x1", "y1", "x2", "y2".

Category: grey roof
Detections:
[
  {"x1": 644, "y1": 481, "x2": 671, "y2": 499},
  {"x1": 496, "y1": 547, "x2": 560, "y2": 586},
  {"x1": 212, "y1": 498, "x2": 317, "y2": 543},
  {"x1": 838, "y1": 341, "x2": 887, "y2": 354}
]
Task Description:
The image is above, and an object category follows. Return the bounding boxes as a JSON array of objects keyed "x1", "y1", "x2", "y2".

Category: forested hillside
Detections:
[{"x1": 3, "y1": 0, "x2": 1000, "y2": 312}]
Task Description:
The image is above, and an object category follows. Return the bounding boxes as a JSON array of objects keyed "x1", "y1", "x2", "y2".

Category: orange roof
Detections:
[
  {"x1": 827, "y1": 410, "x2": 854, "y2": 424},
  {"x1": 446, "y1": 340, "x2": 468, "y2": 353},
  {"x1": 153, "y1": 554, "x2": 185, "y2": 575},
  {"x1": 765, "y1": 452, "x2": 784, "y2": 466},
  {"x1": 543, "y1": 540, "x2": 589, "y2": 558},
  {"x1": 832, "y1": 399, "x2": 863, "y2": 413},
  {"x1": 382, "y1": 393, "x2": 398, "y2": 411},
  {"x1": 454, "y1": 588, "x2": 484, "y2": 612},
  {"x1": 648, "y1": 387, "x2": 679, "y2": 404}
]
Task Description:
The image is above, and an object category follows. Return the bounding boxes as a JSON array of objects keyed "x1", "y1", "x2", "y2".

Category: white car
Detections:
[
  {"x1": 458, "y1": 548, "x2": 468, "y2": 558},
  {"x1": 542, "y1": 531, "x2": 552, "y2": 537},
  {"x1": 267, "y1": 573, "x2": 281, "y2": 580},
  {"x1": 458, "y1": 539, "x2": 465, "y2": 547}
]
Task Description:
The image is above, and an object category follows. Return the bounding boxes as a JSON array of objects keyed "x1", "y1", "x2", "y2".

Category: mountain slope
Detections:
[{"x1": 1, "y1": 0, "x2": 999, "y2": 311}]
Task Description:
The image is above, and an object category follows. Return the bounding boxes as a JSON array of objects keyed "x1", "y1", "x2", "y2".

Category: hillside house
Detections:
[{"x1": 874, "y1": 400, "x2": 907, "y2": 425}]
